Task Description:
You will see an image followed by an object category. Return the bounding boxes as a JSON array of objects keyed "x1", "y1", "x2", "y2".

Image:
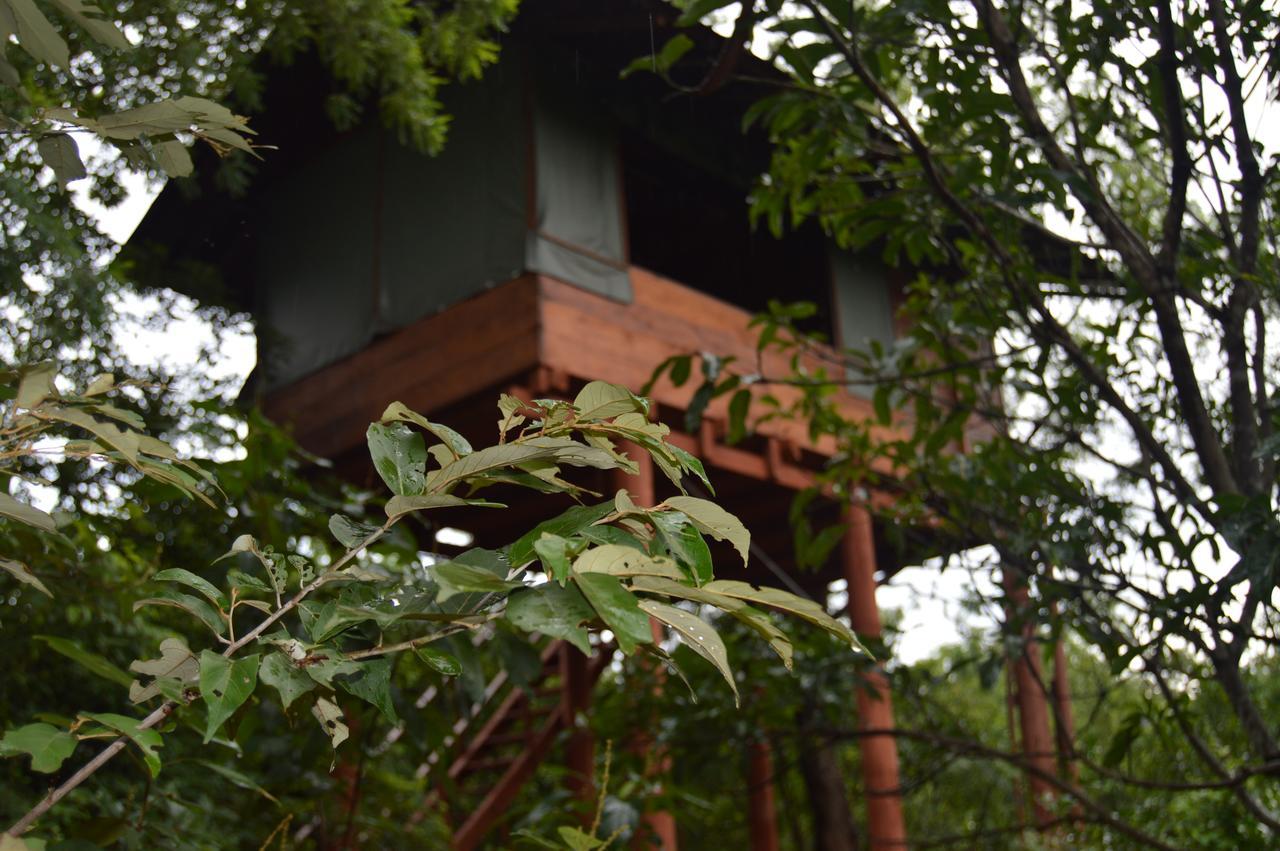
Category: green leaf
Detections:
[
  {"x1": 7, "y1": 0, "x2": 69, "y2": 67},
  {"x1": 37, "y1": 133, "x2": 86, "y2": 187},
  {"x1": 153, "y1": 568, "x2": 228, "y2": 610},
  {"x1": 573, "y1": 381, "x2": 647, "y2": 422},
  {"x1": 639, "y1": 599, "x2": 737, "y2": 705},
  {"x1": 198, "y1": 651, "x2": 260, "y2": 743},
  {"x1": 193, "y1": 759, "x2": 280, "y2": 804},
  {"x1": 533, "y1": 533, "x2": 574, "y2": 584},
  {"x1": 328, "y1": 514, "x2": 381, "y2": 549},
  {"x1": 151, "y1": 140, "x2": 193, "y2": 178},
  {"x1": 425, "y1": 442, "x2": 586, "y2": 493},
  {"x1": 574, "y1": 573, "x2": 652, "y2": 654},
  {"x1": 39, "y1": 406, "x2": 140, "y2": 465},
  {"x1": 627, "y1": 577, "x2": 794, "y2": 669},
  {"x1": 366, "y1": 422, "x2": 427, "y2": 495},
  {"x1": 134, "y1": 593, "x2": 227, "y2": 638},
  {"x1": 385, "y1": 493, "x2": 502, "y2": 520},
  {"x1": 129, "y1": 637, "x2": 198, "y2": 703},
  {"x1": 0, "y1": 722, "x2": 76, "y2": 772},
  {"x1": 1, "y1": 557, "x2": 50, "y2": 596},
  {"x1": 336, "y1": 657, "x2": 398, "y2": 724},
  {"x1": 620, "y1": 32, "x2": 694, "y2": 78},
  {"x1": 651, "y1": 512, "x2": 714, "y2": 585},
  {"x1": 0, "y1": 492, "x2": 56, "y2": 532},
  {"x1": 662, "y1": 496, "x2": 750, "y2": 565},
  {"x1": 80, "y1": 712, "x2": 163, "y2": 777},
  {"x1": 48, "y1": 0, "x2": 129, "y2": 48},
  {"x1": 38, "y1": 635, "x2": 132, "y2": 688},
  {"x1": 556, "y1": 826, "x2": 605, "y2": 851},
  {"x1": 433, "y1": 560, "x2": 523, "y2": 602},
  {"x1": 573, "y1": 545, "x2": 685, "y2": 580},
  {"x1": 509, "y1": 502, "x2": 615, "y2": 567},
  {"x1": 380, "y1": 401, "x2": 473, "y2": 460},
  {"x1": 505, "y1": 583, "x2": 595, "y2": 654},
  {"x1": 703, "y1": 580, "x2": 866, "y2": 652},
  {"x1": 257, "y1": 652, "x2": 315, "y2": 710},
  {"x1": 311, "y1": 697, "x2": 348, "y2": 750},
  {"x1": 14, "y1": 361, "x2": 57, "y2": 408},
  {"x1": 415, "y1": 646, "x2": 462, "y2": 677}
]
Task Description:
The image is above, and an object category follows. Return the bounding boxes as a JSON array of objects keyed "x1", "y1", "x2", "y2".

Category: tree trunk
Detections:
[{"x1": 797, "y1": 704, "x2": 861, "y2": 851}]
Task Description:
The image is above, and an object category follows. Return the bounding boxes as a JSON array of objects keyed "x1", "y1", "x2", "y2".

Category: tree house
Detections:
[{"x1": 126, "y1": 1, "x2": 965, "y2": 847}]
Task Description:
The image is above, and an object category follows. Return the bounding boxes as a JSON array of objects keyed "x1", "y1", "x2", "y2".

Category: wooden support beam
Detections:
[
  {"x1": 747, "y1": 739, "x2": 781, "y2": 851},
  {"x1": 842, "y1": 503, "x2": 907, "y2": 850},
  {"x1": 562, "y1": 643, "x2": 595, "y2": 802},
  {"x1": 1002, "y1": 571, "x2": 1058, "y2": 826}
]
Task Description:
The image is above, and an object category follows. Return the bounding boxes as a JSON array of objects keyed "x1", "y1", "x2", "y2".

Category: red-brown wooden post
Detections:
[
  {"x1": 747, "y1": 739, "x2": 781, "y2": 851},
  {"x1": 842, "y1": 502, "x2": 907, "y2": 849},
  {"x1": 562, "y1": 642, "x2": 595, "y2": 802},
  {"x1": 1002, "y1": 571, "x2": 1058, "y2": 826},
  {"x1": 614, "y1": 444, "x2": 678, "y2": 850}
]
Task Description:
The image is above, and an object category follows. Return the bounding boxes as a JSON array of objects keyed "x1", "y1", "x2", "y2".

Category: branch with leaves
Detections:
[{"x1": 1, "y1": 376, "x2": 864, "y2": 845}]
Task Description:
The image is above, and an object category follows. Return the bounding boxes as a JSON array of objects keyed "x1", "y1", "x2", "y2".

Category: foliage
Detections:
[
  {"x1": 639, "y1": 0, "x2": 1280, "y2": 843},
  {"x1": 1, "y1": 377, "x2": 861, "y2": 844},
  {"x1": 2, "y1": 0, "x2": 518, "y2": 393}
]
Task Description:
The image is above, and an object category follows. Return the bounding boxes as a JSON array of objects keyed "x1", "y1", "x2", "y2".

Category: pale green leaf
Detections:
[
  {"x1": 703, "y1": 579, "x2": 866, "y2": 652},
  {"x1": 384, "y1": 493, "x2": 502, "y2": 520},
  {"x1": 573, "y1": 545, "x2": 684, "y2": 580},
  {"x1": 572, "y1": 380, "x2": 647, "y2": 422},
  {"x1": 662, "y1": 496, "x2": 749, "y2": 565},
  {"x1": 311, "y1": 697, "x2": 348, "y2": 750},
  {"x1": 1, "y1": 557, "x2": 50, "y2": 596},
  {"x1": 48, "y1": 0, "x2": 129, "y2": 48},
  {"x1": 639, "y1": 599, "x2": 737, "y2": 704},
  {"x1": 37, "y1": 133, "x2": 86, "y2": 187},
  {"x1": 7, "y1": 0, "x2": 68, "y2": 67},
  {"x1": 129, "y1": 637, "x2": 198, "y2": 703},
  {"x1": 0, "y1": 493, "x2": 55, "y2": 532},
  {"x1": 14, "y1": 361, "x2": 56, "y2": 409},
  {"x1": 151, "y1": 139, "x2": 193, "y2": 177}
]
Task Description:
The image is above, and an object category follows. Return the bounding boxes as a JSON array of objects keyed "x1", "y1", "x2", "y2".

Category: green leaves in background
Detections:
[{"x1": 0, "y1": 723, "x2": 77, "y2": 773}]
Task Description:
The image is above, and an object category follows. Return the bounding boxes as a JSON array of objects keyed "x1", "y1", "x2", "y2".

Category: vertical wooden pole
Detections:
[
  {"x1": 842, "y1": 503, "x2": 907, "y2": 850},
  {"x1": 615, "y1": 446, "x2": 678, "y2": 851},
  {"x1": 1051, "y1": 639, "x2": 1078, "y2": 783},
  {"x1": 562, "y1": 642, "x2": 595, "y2": 803},
  {"x1": 1002, "y1": 571, "x2": 1057, "y2": 826},
  {"x1": 747, "y1": 739, "x2": 781, "y2": 851}
]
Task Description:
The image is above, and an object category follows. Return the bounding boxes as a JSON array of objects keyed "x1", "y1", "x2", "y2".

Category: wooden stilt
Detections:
[
  {"x1": 562, "y1": 643, "x2": 595, "y2": 802},
  {"x1": 1002, "y1": 571, "x2": 1058, "y2": 826},
  {"x1": 842, "y1": 503, "x2": 907, "y2": 850},
  {"x1": 747, "y1": 739, "x2": 781, "y2": 851}
]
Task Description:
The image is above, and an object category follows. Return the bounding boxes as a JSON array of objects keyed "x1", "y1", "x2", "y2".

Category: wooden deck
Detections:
[{"x1": 266, "y1": 266, "x2": 904, "y2": 484}]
